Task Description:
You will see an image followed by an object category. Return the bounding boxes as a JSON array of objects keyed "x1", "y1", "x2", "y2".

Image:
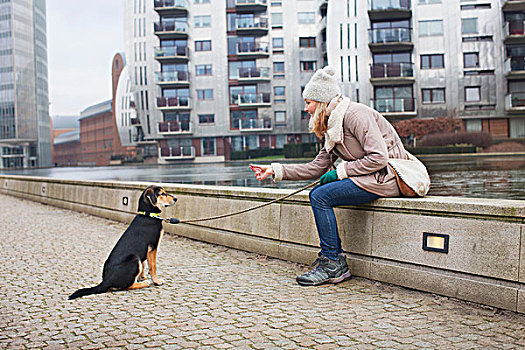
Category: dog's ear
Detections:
[{"x1": 144, "y1": 187, "x2": 157, "y2": 206}]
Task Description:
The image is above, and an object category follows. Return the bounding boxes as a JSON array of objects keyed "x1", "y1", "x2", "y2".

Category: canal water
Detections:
[{"x1": 1, "y1": 156, "x2": 524, "y2": 200}]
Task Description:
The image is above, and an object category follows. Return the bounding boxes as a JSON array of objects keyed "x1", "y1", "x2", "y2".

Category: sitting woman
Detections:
[{"x1": 249, "y1": 66, "x2": 407, "y2": 286}]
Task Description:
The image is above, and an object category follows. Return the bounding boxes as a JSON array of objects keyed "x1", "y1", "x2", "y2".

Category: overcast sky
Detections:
[{"x1": 47, "y1": 1, "x2": 124, "y2": 116}]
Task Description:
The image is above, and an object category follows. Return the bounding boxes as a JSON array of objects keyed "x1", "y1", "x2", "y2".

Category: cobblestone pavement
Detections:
[{"x1": 1, "y1": 193, "x2": 524, "y2": 349}]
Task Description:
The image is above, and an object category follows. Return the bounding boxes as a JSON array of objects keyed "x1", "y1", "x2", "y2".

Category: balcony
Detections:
[
  {"x1": 153, "y1": 0, "x2": 189, "y2": 16},
  {"x1": 237, "y1": 67, "x2": 270, "y2": 83},
  {"x1": 369, "y1": 63, "x2": 415, "y2": 85},
  {"x1": 236, "y1": 93, "x2": 271, "y2": 107},
  {"x1": 155, "y1": 70, "x2": 190, "y2": 87},
  {"x1": 368, "y1": 0, "x2": 411, "y2": 20},
  {"x1": 370, "y1": 98, "x2": 416, "y2": 116},
  {"x1": 156, "y1": 96, "x2": 192, "y2": 111},
  {"x1": 505, "y1": 56, "x2": 525, "y2": 80},
  {"x1": 368, "y1": 28, "x2": 413, "y2": 52},
  {"x1": 154, "y1": 46, "x2": 189, "y2": 63},
  {"x1": 236, "y1": 41, "x2": 269, "y2": 58},
  {"x1": 502, "y1": 0, "x2": 525, "y2": 12},
  {"x1": 238, "y1": 118, "x2": 272, "y2": 132},
  {"x1": 154, "y1": 21, "x2": 189, "y2": 39},
  {"x1": 159, "y1": 146, "x2": 195, "y2": 160},
  {"x1": 158, "y1": 121, "x2": 192, "y2": 135},
  {"x1": 504, "y1": 20, "x2": 525, "y2": 45},
  {"x1": 505, "y1": 92, "x2": 525, "y2": 113},
  {"x1": 235, "y1": 17, "x2": 269, "y2": 36},
  {"x1": 235, "y1": 0, "x2": 267, "y2": 12}
]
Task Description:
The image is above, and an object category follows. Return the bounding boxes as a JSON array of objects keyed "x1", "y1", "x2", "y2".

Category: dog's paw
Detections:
[{"x1": 152, "y1": 279, "x2": 164, "y2": 286}]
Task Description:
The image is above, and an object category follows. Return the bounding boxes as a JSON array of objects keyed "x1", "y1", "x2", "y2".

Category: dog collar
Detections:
[{"x1": 138, "y1": 211, "x2": 163, "y2": 219}]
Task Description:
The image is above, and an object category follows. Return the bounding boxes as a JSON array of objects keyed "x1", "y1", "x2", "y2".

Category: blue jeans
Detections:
[{"x1": 309, "y1": 179, "x2": 380, "y2": 260}]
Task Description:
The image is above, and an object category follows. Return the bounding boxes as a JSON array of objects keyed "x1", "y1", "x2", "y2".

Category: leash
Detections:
[{"x1": 156, "y1": 180, "x2": 320, "y2": 225}]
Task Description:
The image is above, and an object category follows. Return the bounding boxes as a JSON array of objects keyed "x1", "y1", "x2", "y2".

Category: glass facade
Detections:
[{"x1": 0, "y1": 0, "x2": 50, "y2": 168}]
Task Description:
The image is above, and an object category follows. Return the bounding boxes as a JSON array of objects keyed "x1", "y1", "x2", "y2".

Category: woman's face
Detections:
[{"x1": 304, "y1": 99, "x2": 318, "y2": 115}]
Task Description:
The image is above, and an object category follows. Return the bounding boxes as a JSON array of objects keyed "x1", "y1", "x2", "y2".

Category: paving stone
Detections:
[{"x1": 0, "y1": 193, "x2": 524, "y2": 349}]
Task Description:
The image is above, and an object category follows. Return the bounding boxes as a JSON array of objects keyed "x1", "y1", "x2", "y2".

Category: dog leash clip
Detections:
[{"x1": 166, "y1": 218, "x2": 180, "y2": 224}]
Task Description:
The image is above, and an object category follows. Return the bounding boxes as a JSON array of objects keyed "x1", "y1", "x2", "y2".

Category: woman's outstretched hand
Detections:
[{"x1": 249, "y1": 164, "x2": 274, "y2": 181}]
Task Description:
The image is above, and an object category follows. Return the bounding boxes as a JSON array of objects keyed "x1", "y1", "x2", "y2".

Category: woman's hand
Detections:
[{"x1": 249, "y1": 164, "x2": 274, "y2": 181}]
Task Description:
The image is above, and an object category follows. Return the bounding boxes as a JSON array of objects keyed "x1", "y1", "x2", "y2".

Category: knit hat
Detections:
[{"x1": 302, "y1": 66, "x2": 341, "y2": 102}]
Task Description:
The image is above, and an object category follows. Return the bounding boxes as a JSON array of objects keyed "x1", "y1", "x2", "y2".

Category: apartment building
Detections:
[
  {"x1": 326, "y1": 0, "x2": 525, "y2": 138},
  {"x1": 122, "y1": 0, "x2": 324, "y2": 163},
  {"x1": 0, "y1": 0, "x2": 51, "y2": 168}
]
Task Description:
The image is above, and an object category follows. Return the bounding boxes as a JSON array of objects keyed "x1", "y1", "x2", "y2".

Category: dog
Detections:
[{"x1": 68, "y1": 185, "x2": 177, "y2": 300}]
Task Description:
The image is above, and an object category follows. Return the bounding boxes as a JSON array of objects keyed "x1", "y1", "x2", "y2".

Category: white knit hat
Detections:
[{"x1": 302, "y1": 66, "x2": 341, "y2": 102}]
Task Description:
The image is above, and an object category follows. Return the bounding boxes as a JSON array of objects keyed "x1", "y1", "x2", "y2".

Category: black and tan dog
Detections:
[{"x1": 68, "y1": 185, "x2": 177, "y2": 300}]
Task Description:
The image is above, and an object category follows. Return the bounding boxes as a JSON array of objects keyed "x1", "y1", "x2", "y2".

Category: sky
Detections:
[{"x1": 46, "y1": 1, "x2": 124, "y2": 116}]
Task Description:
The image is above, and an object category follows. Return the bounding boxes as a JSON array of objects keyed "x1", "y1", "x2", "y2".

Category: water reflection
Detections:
[{"x1": 1, "y1": 156, "x2": 524, "y2": 200}]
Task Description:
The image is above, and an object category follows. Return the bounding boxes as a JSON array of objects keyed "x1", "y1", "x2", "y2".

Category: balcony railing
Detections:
[
  {"x1": 235, "y1": 0, "x2": 267, "y2": 6},
  {"x1": 371, "y1": 98, "x2": 415, "y2": 113},
  {"x1": 158, "y1": 121, "x2": 192, "y2": 134},
  {"x1": 237, "y1": 93, "x2": 271, "y2": 106},
  {"x1": 369, "y1": 28, "x2": 412, "y2": 44},
  {"x1": 154, "y1": 0, "x2": 189, "y2": 10},
  {"x1": 236, "y1": 41, "x2": 269, "y2": 55},
  {"x1": 159, "y1": 146, "x2": 195, "y2": 159},
  {"x1": 505, "y1": 20, "x2": 525, "y2": 36},
  {"x1": 238, "y1": 118, "x2": 272, "y2": 131},
  {"x1": 370, "y1": 63, "x2": 414, "y2": 78},
  {"x1": 238, "y1": 67, "x2": 270, "y2": 80},
  {"x1": 155, "y1": 70, "x2": 190, "y2": 84},
  {"x1": 505, "y1": 92, "x2": 525, "y2": 110},
  {"x1": 154, "y1": 21, "x2": 189, "y2": 34},
  {"x1": 154, "y1": 46, "x2": 189, "y2": 59},
  {"x1": 369, "y1": 0, "x2": 411, "y2": 11},
  {"x1": 235, "y1": 17, "x2": 268, "y2": 31},
  {"x1": 156, "y1": 96, "x2": 192, "y2": 109},
  {"x1": 505, "y1": 56, "x2": 525, "y2": 74}
]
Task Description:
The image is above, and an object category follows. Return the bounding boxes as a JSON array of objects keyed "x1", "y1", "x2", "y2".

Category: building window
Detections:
[
  {"x1": 462, "y1": 18, "x2": 478, "y2": 34},
  {"x1": 202, "y1": 138, "x2": 216, "y2": 156},
  {"x1": 273, "y1": 37, "x2": 284, "y2": 49},
  {"x1": 271, "y1": 13, "x2": 283, "y2": 27},
  {"x1": 231, "y1": 110, "x2": 257, "y2": 129},
  {"x1": 197, "y1": 89, "x2": 213, "y2": 100},
  {"x1": 418, "y1": 0, "x2": 442, "y2": 3},
  {"x1": 463, "y1": 52, "x2": 479, "y2": 68},
  {"x1": 271, "y1": 1, "x2": 282, "y2": 6},
  {"x1": 465, "y1": 119, "x2": 482, "y2": 132},
  {"x1": 273, "y1": 62, "x2": 285, "y2": 78},
  {"x1": 199, "y1": 114, "x2": 214, "y2": 124},
  {"x1": 298, "y1": 12, "x2": 315, "y2": 24},
  {"x1": 229, "y1": 60, "x2": 256, "y2": 79},
  {"x1": 195, "y1": 0, "x2": 211, "y2": 3},
  {"x1": 196, "y1": 64, "x2": 212, "y2": 76},
  {"x1": 195, "y1": 40, "x2": 212, "y2": 51},
  {"x1": 274, "y1": 86, "x2": 285, "y2": 103},
  {"x1": 230, "y1": 85, "x2": 256, "y2": 104},
  {"x1": 421, "y1": 54, "x2": 444, "y2": 69},
  {"x1": 422, "y1": 88, "x2": 445, "y2": 104},
  {"x1": 300, "y1": 61, "x2": 317, "y2": 72},
  {"x1": 465, "y1": 87, "x2": 481, "y2": 102},
  {"x1": 194, "y1": 15, "x2": 211, "y2": 28},
  {"x1": 275, "y1": 111, "x2": 286, "y2": 126},
  {"x1": 419, "y1": 20, "x2": 443, "y2": 36},
  {"x1": 299, "y1": 37, "x2": 316, "y2": 48}
]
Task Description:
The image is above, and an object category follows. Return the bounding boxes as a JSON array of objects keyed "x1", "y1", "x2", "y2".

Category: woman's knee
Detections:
[{"x1": 309, "y1": 185, "x2": 328, "y2": 208}]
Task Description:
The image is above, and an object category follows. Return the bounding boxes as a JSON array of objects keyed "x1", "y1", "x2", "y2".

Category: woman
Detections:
[{"x1": 250, "y1": 66, "x2": 407, "y2": 286}]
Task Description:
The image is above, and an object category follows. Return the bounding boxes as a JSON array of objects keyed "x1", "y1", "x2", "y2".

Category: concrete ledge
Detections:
[{"x1": 1, "y1": 175, "x2": 524, "y2": 313}]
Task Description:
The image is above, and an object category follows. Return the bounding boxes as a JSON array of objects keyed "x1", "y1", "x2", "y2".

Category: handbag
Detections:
[{"x1": 388, "y1": 151, "x2": 431, "y2": 197}]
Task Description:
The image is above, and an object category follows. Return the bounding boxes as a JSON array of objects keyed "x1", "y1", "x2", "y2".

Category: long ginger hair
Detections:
[{"x1": 309, "y1": 102, "x2": 329, "y2": 139}]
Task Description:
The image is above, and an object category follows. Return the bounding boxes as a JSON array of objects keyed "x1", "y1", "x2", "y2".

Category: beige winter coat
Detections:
[{"x1": 272, "y1": 95, "x2": 407, "y2": 197}]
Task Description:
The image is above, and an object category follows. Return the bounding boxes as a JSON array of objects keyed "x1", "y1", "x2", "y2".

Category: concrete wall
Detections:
[{"x1": 1, "y1": 175, "x2": 524, "y2": 313}]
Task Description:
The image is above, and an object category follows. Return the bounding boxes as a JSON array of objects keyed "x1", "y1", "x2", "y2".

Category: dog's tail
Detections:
[{"x1": 68, "y1": 281, "x2": 110, "y2": 300}]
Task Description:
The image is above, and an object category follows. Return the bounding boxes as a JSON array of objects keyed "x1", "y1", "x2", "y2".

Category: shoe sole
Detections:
[{"x1": 296, "y1": 271, "x2": 351, "y2": 286}]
